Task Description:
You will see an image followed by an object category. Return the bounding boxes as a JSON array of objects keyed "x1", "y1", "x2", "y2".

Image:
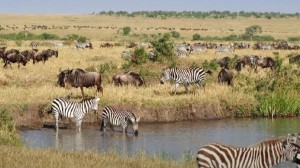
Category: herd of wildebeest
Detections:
[{"x1": 1, "y1": 40, "x2": 300, "y2": 90}]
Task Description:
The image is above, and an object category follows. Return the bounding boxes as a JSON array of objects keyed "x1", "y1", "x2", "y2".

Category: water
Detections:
[{"x1": 21, "y1": 117, "x2": 300, "y2": 167}]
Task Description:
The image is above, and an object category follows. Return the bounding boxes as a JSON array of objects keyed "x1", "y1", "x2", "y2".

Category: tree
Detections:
[
  {"x1": 192, "y1": 33, "x2": 201, "y2": 41},
  {"x1": 244, "y1": 25, "x2": 262, "y2": 40}
]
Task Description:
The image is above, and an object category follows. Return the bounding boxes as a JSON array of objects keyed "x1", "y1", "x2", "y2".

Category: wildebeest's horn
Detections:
[{"x1": 59, "y1": 67, "x2": 62, "y2": 72}]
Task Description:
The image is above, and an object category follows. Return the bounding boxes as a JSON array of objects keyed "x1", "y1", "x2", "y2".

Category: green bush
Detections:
[
  {"x1": 202, "y1": 59, "x2": 218, "y2": 71},
  {"x1": 0, "y1": 109, "x2": 22, "y2": 146},
  {"x1": 170, "y1": 31, "x2": 180, "y2": 38},
  {"x1": 192, "y1": 33, "x2": 201, "y2": 41},
  {"x1": 288, "y1": 36, "x2": 300, "y2": 42},
  {"x1": 151, "y1": 33, "x2": 176, "y2": 62},
  {"x1": 131, "y1": 47, "x2": 148, "y2": 65},
  {"x1": 123, "y1": 26, "x2": 131, "y2": 36}
]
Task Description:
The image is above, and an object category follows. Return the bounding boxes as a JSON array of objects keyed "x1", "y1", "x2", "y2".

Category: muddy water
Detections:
[{"x1": 21, "y1": 118, "x2": 300, "y2": 167}]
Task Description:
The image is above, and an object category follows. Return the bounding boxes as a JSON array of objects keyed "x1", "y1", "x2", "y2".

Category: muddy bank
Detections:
[{"x1": 7, "y1": 102, "x2": 250, "y2": 129}]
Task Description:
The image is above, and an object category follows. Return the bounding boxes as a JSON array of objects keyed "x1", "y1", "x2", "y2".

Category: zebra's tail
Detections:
[
  {"x1": 47, "y1": 107, "x2": 52, "y2": 114},
  {"x1": 206, "y1": 70, "x2": 213, "y2": 75}
]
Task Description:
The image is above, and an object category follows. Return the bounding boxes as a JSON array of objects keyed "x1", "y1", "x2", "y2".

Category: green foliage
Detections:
[
  {"x1": 39, "y1": 33, "x2": 60, "y2": 40},
  {"x1": 0, "y1": 109, "x2": 22, "y2": 146},
  {"x1": 202, "y1": 59, "x2": 218, "y2": 71},
  {"x1": 131, "y1": 46, "x2": 148, "y2": 65},
  {"x1": 192, "y1": 33, "x2": 201, "y2": 41},
  {"x1": 244, "y1": 25, "x2": 262, "y2": 40},
  {"x1": 256, "y1": 92, "x2": 300, "y2": 117},
  {"x1": 170, "y1": 31, "x2": 180, "y2": 38},
  {"x1": 288, "y1": 36, "x2": 300, "y2": 42},
  {"x1": 0, "y1": 32, "x2": 61, "y2": 41},
  {"x1": 151, "y1": 33, "x2": 176, "y2": 62},
  {"x1": 252, "y1": 35, "x2": 275, "y2": 41},
  {"x1": 77, "y1": 36, "x2": 88, "y2": 43},
  {"x1": 122, "y1": 26, "x2": 131, "y2": 36}
]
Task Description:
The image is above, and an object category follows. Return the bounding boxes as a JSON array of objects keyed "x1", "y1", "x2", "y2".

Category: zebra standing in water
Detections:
[
  {"x1": 100, "y1": 106, "x2": 140, "y2": 135},
  {"x1": 160, "y1": 67, "x2": 211, "y2": 94},
  {"x1": 197, "y1": 134, "x2": 300, "y2": 168},
  {"x1": 49, "y1": 97, "x2": 100, "y2": 131}
]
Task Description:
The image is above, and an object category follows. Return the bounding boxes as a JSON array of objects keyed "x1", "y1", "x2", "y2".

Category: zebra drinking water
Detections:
[
  {"x1": 100, "y1": 106, "x2": 140, "y2": 135},
  {"x1": 160, "y1": 67, "x2": 211, "y2": 94},
  {"x1": 49, "y1": 97, "x2": 100, "y2": 131},
  {"x1": 197, "y1": 134, "x2": 300, "y2": 168}
]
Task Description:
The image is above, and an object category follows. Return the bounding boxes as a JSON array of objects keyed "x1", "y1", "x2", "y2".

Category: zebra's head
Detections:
[
  {"x1": 131, "y1": 117, "x2": 140, "y2": 136},
  {"x1": 283, "y1": 133, "x2": 300, "y2": 162},
  {"x1": 160, "y1": 68, "x2": 170, "y2": 84},
  {"x1": 88, "y1": 97, "x2": 100, "y2": 111}
]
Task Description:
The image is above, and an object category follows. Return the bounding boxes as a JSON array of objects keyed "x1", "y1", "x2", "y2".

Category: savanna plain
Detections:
[{"x1": 0, "y1": 14, "x2": 300, "y2": 167}]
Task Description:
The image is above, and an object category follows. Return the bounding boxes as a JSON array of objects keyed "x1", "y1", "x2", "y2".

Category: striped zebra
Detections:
[
  {"x1": 100, "y1": 106, "x2": 140, "y2": 135},
  {"x1": 197, "y1": 134, "x2": 300, "y2": 168},
  {"x1": 160, "y1": 67, "x2": 211, "y2": 94},
  {"x1": 49, "y1": 97, "x2": 100, "y2": 131},
  {"x1": 30, "y1": 41, "x2": 39, "y2": 49},
  {"x1": 215, "y1": 45, "x2": 234, "y2": 54}
]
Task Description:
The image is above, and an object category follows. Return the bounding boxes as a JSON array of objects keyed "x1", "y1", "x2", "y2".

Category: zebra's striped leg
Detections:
[
  {"x1": 173, "y1": 83, "x2": 180, "y2": 94},
  {"x1": 76, "y1": 118, "x2": 83, "y2": 132},
  {"x1": 184, "y1": 83, "x2": 189, "y2": 93},
  {"x1": 54, "y1": 114, "x2": 59, "y2": 131}
]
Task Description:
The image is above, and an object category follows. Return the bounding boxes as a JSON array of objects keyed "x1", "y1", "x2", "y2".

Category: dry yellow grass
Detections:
[
  {"x1": 0, "y1": 14, "x2": 299, "y2": 125},
  {"x1": 0, "y1": 145, "x2": 194, "y2": 168}
]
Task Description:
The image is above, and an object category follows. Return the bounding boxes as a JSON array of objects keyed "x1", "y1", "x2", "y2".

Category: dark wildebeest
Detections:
[
  {"x1": 218, "y1": 68, "x2": 234, "y2": 85},
  {"x1": 112, "y1": 71, "x2": 144, "y2": 87},
  {"x1": 126, "y1": 42, "x2": 137, "y2": 48},
  {"x1": 100, "y1": 42, "x2": 113, "y2": 48},
  {"x1": 57, "y1": 68, "x2": 103, "y2": 98},
  {"x1": 289, "y1": 55, "x2": 300, "y2": 64},
  {"x1": 3, "y1": 50, "x2": 28, "y2": 68},
  {"x1": 21, "y1": 49, "x2": 38, "y2": 62},
  {"x1": 33, "y1": 49, "x2": 58, "y2": 64},
  {"x1": 257, "y1": 57, "x2": 277, "y2": 70},
  {"x1": 217, "y1": 56, "x2": 231, "y2": 69}
]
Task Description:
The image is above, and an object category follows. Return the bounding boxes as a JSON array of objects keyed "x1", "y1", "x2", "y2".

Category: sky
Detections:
[{"x1": 1, "y1": 0, "x2": 299, "y2": 14}]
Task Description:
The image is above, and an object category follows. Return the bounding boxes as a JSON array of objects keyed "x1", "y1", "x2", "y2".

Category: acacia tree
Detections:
[{"x1": 244, "y1": 25, "x2": 262, "y2": 40}]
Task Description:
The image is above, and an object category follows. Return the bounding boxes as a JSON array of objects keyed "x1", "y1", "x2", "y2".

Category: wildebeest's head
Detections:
[{"x1": 57, "y1": 68, "x2": 71, "y2": 87}]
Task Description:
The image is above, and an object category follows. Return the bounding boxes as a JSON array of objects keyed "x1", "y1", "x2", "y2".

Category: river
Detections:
[{"x1": 21, "y1": 117, "x2": 300, "y2": 167}]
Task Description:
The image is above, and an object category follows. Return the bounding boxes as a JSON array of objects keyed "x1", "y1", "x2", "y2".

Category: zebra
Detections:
[
  {"x1": 75, "y1": 42, "x2": 93, "y2": 49},
  {"x1": 100, "y1": 106, "x2": 140, "y2": 135},
  {"x1": 160, "y1": 67, "x2": 211, "y2": 94},
  {"x1": 215, "y1": 45, "x2": 234, "y2": 54},
  {"x1": 30, "y1": 41, "x2": 39, "y2": 49},
  {"x1": 197, "y1": 134, "x2": 300, "y2": 168},
  {"x1": 49, "y1": 97, "x2": 100, "y2": 131}
]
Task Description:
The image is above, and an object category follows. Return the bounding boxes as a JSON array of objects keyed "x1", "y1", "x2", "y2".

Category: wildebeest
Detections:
[
  {"x1": 33, "y1": 49, "x2": 58, "y2": 64},
  {"x1": 289, "y1": 55, "x2": 300, "y2": 64},
  {"x1": 126, "y1": 42, "x2": 137, "y2": 48},
  {"x1": 0, "y1": 47, "x2": 6, "y2": 60},
  {"x1": 100, "y1": 42, "x2": 113, "y2": 48},
  {"x1": 57, "y1": 68, "x2": 103, "y2": 98},
  {"x1": 218, "y1": 68, "x2": 234, "y2": 85},
  {"x1": 217, "y1": 56, "x2": 231, "y2": 69},
  {"x1": 112, "y1": 71, "x2": 144, "y2": 87},
  {"x1": 21, "y1": 49, "x2": 38, "y2": 61},
  {"x1": 3, "y1": 50, "x2": 28, "y2": 68},
  {"x1": 257, "y1": 56, "x2": 277, "y2": 70}
]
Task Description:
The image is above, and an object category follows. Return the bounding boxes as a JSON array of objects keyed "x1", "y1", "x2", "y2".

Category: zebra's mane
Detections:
[
  {"x1": 249, "y1": 136, "x2": 285, "y2": 148},
  {"x1": 79, "y1": 97, "x2": 96, "y2": 102}
]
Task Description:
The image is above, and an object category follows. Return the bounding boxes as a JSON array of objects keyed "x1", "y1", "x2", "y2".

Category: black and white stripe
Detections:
[
  {"x1": 197, "y1": 134, "x2": 300, "y2": 168},
  {"x1": 50, "y1": 97, "x2": 100, "y2": 131},
  {"x1": 215, "y1": 45, "x2": 234, "y2": 54},
  {"x1": 160, "y1": 67, "x2": 209, "y2": 94},
  {"x1": 30, "y1": 41, "x2": 39, "y2": 49},
  {"x1": 100, "y1": 106, "x2": 140, "y2": 135}
]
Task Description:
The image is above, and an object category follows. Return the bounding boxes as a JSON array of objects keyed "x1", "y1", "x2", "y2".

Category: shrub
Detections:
[
  {"x1": 0, "y1": 109, "x2": 22, "y2": 146},
  {"x1": 77, "y1": 36, "x2": 88, "y2": 43},
  {"x1": 192, "y1": 33, "x2": 201, "y2": 41},
  {"x1": 131, "y1": 46, "x2": 148, "y2": 65},
  {"x1": 202, "y1": 59, "x2": 218, "y2": 71},
  {"x1": 170, "y1": 31, "x2": 180, "y2": 38},
  {"x1": 123, "y1": 26, "x2": 131, "y2": 36},
  {"x1": 39, "y1": 33, "x2": 60, "y2": 40},
  {"x1": 151, "y1": 33, "x2": 176, "y2": 62},
  {"x1": 288, "y1": 36, "x2": 300, "y2": 42}
]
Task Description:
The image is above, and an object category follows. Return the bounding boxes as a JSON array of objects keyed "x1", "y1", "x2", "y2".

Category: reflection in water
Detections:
[{"x1": 21, "y1": 118, "x2": 300, "y2": 167}]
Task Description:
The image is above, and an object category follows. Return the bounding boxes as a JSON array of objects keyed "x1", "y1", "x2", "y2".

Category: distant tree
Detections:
[{"x1": 244, "y1": 25, "x2": 262, "y2": 40}]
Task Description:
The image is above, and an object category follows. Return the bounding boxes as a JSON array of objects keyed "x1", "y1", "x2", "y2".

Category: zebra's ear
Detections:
[{"x1": 136, "y1": 117, "x2": 140, "y2": 122}]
